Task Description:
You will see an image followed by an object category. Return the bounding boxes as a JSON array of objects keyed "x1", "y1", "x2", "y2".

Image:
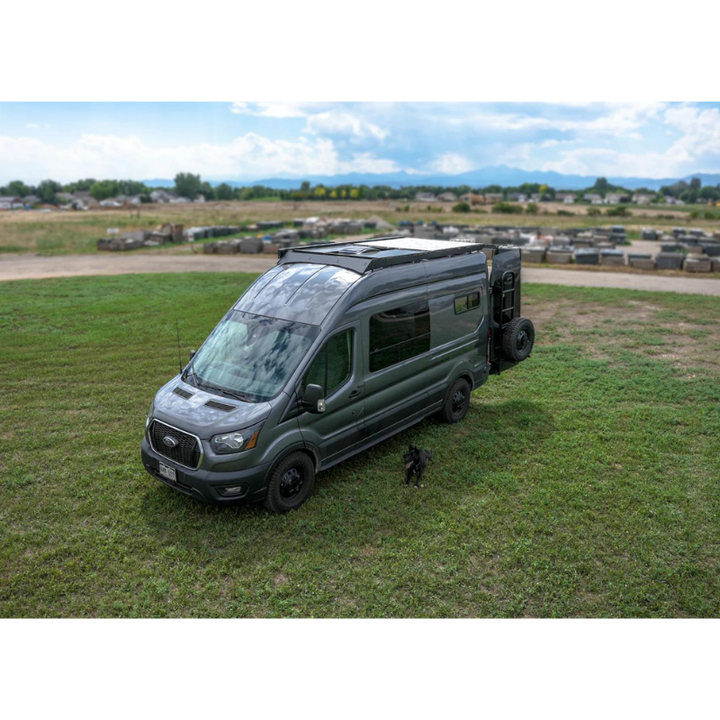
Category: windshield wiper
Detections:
[{"x1": 198, "y1": 380, "x2": 250, "y2": 403}]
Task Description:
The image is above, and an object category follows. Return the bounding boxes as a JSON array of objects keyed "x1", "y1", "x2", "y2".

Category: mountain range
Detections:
[{"x1": 143, "y1": 166, "x2": 720, "y2": 192}]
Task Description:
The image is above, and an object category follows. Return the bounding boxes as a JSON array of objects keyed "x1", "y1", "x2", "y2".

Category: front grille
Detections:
[{"x1": 150, "y1": 420, "x2": 201, "y2": 469}]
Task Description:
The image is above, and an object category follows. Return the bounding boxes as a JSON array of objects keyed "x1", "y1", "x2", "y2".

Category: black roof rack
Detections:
[{"x1": 277, "y1": 236, "x2": 506, "y2": 274}]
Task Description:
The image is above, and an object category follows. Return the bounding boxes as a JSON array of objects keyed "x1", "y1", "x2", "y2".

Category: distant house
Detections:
[
  {"x1": 436, "y1": 192, "x2": 458, "y2": 202},
  {"x1": 194, "y1": 194, "x2": 206, "y2": 203},
  {"x1": 169, "y1": 196, "x2": 191, "y2": 204},
  {"x1": 556, "y1": 192, "x2": 576, "y2": 204},
  {"x1": 56, "y1": 192, "x2": 75, "y2": 203},
  {"x1": 605, "y1": 193, "x2": 629, "y2": 205},
  {"x1": 584, "y1": 193, "x2": 602, "y2": 204},
  {"x1": 507, "y1": 193, "x2": 527, "y2": 202},
  {"x1": 485, "y1": 193, "x2": 504, "y2": 204},
  {"x1": 23, "y1": 195, "x2": 40, "y2": 206},
  {"x1": 632, "y1": 193, "x2": 654, "y2": 205},
  {"x1": 459, "y1": 193, "x2": 473, "y2": 203},
  {"x1": 70, "y1": 191, "x2": 99, "y2": 208},
  {"x1": 0, "y1": 196, "x2": 24, "y2": 210},
  {"x1": 530, "y1": 193, "x2": 541, "y2": 202},
  {"x1": 150, "y1": 189, "x2": 178, "y2": 203},
  {"x1": 415, "y1": 192, "x2": 436, "y2": 203}
]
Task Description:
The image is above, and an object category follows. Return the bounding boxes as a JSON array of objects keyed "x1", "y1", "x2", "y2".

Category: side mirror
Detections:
[
  {"x1": 303, "y1": 384, "x2": 326, "y2": 413},
  {"x1": 189, "y1": 349, "x2": 196, "y2": 360}
]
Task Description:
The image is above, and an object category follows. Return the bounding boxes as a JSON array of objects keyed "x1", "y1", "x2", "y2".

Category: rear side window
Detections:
[
  {"x1": 369, "y1": 301, "x2": 430, "y2": 372},
  {"x1": 454, "y1": 292, "x2": 480, "y2": 314},
  {"x1": 303, "y1": 330, "x2": 353, "y2": 396}
]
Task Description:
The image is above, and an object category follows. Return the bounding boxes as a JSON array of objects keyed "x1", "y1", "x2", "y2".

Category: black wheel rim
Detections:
[
  {"x1": 279, "y1": 467, "x2": 304, "y2": 499},
  {"x1": 516, "y1": 330, "x2": 530, "y2": 352},
  {"x1": 452, "y1": 389, "x2": 466, "y2": 415}
]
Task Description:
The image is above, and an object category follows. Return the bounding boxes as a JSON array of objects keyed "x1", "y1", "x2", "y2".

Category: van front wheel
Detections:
[
  {"x1": 263, "y1": 451, "x2": 316, "y2": 513},
  {"x1": 438, "y1": 377, "x2": 471, "y2": 424}
]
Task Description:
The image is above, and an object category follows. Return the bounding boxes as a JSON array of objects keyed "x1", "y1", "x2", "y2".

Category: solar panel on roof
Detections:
[{"x1": 358, "y1": 238, "x2": 480, "y2": 252}]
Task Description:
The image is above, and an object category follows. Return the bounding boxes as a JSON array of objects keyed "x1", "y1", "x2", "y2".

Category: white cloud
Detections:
[
  {"x1": 663, "y1": 105, "x2": 720, "y2": 163},
  {"x1": 304, "y1": 110, "x2": 389, "y2": 141},
  {"x1": 0, "y1": 132, "x2": 400, "y2": 183},
  {"x1": 430, "y1": 153, "x2": 474, "y2": 174},
  {"x1": 231, "y1": 103, "x2": 390, "y2": 142},
  {"x1": 230, "y1": 102, "x2": 312, "y2": 118}
]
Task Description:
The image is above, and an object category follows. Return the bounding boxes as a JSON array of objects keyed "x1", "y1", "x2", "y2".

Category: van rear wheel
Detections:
[
  {"x1": 263, "y1": 451, "x2": 316, "y2": 513},
  {"x1": 438, "y1": 377, "x2": 471, "y2": 424}
]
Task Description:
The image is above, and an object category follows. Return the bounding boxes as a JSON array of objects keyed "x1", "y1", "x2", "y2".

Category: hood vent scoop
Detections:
[
  {"x1": 173, "y1": 386, "x2": 195, "y2": 400},
  {"x1": 205, "y1": 399, "x2": 236, "y2": 412}
]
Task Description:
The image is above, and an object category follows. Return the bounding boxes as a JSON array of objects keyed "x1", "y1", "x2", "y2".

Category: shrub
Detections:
[
  {"x1": 557, "y1": 210, "x2": 573, "y2": 216},
  {"x1": 704, "y1": 211, "x2": 717, "y2": 220},
  {"x1": 606, "y1": 205, "x2": 631, "y2": 217},
  {"x1": 525, "y1": 202, "x2": 539, "y2": 215},
  {"x1": 492, "y1": 202, "x2": 523, "y2": 214},
  {"x1": 452, "y1": 201, "x2": 471, "y2": 213},
  {"x1": 586, "y1": 206, "x2": 602, "y2": 217}
]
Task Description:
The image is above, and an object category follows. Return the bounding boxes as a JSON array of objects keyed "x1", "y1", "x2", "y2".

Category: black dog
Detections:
[{"x1": 403, "y1": 445, "x2": 434, "y2": 488}]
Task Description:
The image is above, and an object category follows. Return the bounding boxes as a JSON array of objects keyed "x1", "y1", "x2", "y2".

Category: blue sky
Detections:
[{"x1": 1, "y1": 102, "x2": 719, "y2": 183}]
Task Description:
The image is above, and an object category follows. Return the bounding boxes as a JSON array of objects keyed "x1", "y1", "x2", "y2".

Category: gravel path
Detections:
[{"x1": 1, "y1": 251, "x2": 720, "y2": 296}]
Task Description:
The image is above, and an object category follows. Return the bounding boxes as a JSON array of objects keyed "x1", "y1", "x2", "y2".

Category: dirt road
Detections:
[{"x1": 2, "y1": 251, "x2": 720, "y2": 296}]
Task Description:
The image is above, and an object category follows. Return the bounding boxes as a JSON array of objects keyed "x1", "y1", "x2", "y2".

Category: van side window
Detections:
[
  {"x1": 369, "y1": 302, "x2": 431, "y2": 372},
  {"x1": 303, "y1": 330, "x2": 353, "y2": 396},
  {"x1": 454, "y1": 292, "x2": 480, "y2": 314}
]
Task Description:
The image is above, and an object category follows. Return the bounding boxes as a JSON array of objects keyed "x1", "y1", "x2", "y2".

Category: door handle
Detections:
[{"x1": 349, "y1": 389, "x2": 361, "y2": 399}]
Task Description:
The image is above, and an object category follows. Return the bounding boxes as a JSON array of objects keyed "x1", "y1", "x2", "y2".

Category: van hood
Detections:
[{"x1": 152, "y1": 377, "x2": 273, "y2": 437}]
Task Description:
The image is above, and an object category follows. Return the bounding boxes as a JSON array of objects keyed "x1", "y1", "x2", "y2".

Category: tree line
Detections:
[{"x1": 2, "y1": 173, "x2": 718, "y2": 205}]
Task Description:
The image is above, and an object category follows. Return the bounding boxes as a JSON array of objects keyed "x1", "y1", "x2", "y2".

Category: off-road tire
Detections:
[
  {"x1": 502, "y1": 317, "x2": 535, "y2": 362},
  {"x1": 263, "y1": 451, "x2": 316, "y2": 513},
  {"x1": 437, "y1": 377, "x2": 471, "y2": 424}
]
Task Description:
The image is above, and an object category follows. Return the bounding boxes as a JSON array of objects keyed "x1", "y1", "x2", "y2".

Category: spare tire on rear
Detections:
[{"x1": 502, "y1": 317, "x2": 535, "y2": 362}]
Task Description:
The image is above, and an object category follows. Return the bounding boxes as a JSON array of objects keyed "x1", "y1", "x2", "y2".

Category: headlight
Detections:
[{"x1": 211, "y1": 422, "x2": 263, "y2": 454}]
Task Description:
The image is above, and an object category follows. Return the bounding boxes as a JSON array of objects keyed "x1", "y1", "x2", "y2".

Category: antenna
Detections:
[{"x1": 176, "y1": 320, "x2": 183, "y2": 375}]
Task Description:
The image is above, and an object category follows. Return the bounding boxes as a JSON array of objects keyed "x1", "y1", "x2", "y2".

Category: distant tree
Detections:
[
  {"x1": 90, "y1": 180, "x2": 120, "y2": 201},
  {"x1": 200, "y1": 181, "x2": 215, "y2": 201},
  {"x1": 586, "y1": 206, "x2": 602, "y2": 217},
  {"x1": 299, "y1": 181, "x2": 311, "y2": 200},
  {"x1": 525, "y1": 202, "x2": 539, "y2": 215},
  {"x1": 36, "y1": 179, "x2": 62, "y2": 204},
  {"x1": 452, "y1": 202, "x2": 471, "y2": 213},
  {"x1": 215, "y1": 183, "x2": 233, "y2": 200},
  {"x1": 690, "y1": 177, "x2": 702, "y2": 191},
  {"x1": 593, "y1": 177, "x2": 611, "y2": 193},
  {"x1": 680, "y1": 189, "x2": 698, "y2": 204},
  {"x1": 7, "y1": 180, "x2": 32, "y2": 197},
  {"x1": 174, "y1": 173, "x2": 202, "y2": 199},
  {"x1": 660, "y1": 180, "x2": 688, "y2": 199},
  {"x1": 699, "y1": 186, "x2": 720, "y2": 202}
]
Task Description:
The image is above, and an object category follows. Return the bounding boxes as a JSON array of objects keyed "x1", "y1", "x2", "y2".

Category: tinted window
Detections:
[
  {"x1": 303, "y1": 330, "x2": 353, "y2": 396},
  {"x1": 454, "y1": 292, "x2": 480, "y2": 314},
  {"x1": 369, "y1": 302, "x2": 430, "y2": 372}
]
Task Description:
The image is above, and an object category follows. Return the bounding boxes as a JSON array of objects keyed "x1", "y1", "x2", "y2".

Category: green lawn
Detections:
[{"x1": 2, "y1": 273, "x2": 720, "y2": 617}]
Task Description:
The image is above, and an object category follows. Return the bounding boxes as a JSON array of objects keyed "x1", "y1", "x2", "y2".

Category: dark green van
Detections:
[{"x1": 141, "y1": 238, "x2": 535, "y2": 512}]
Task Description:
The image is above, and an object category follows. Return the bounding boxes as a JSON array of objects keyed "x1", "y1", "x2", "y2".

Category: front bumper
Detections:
[{"x1": 141, "y1": 437, "x2": 270, "y2": 505}]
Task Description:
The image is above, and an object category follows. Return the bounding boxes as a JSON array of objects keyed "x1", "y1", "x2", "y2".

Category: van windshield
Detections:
[{"x1": 186, "y1": 310, "x2": 320, "y2": 402}]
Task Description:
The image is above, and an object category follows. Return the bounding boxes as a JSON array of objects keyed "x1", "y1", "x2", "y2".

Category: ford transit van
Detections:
[{"x1": 141, "y1": 237, "x2": 535, "y2": 512}]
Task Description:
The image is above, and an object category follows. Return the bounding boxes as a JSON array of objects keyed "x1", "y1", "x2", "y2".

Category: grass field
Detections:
[
  {"x1": 1, "y1": 199, "x2": 719, "y2": 254},
  {"x1": 2, "y1": 273, "x2": 720, "y2": 617}
]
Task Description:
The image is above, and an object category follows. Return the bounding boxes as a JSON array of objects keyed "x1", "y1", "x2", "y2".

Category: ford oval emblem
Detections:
[{"x1": 163, "y1": 435, "x2": 179, "y2": 448}]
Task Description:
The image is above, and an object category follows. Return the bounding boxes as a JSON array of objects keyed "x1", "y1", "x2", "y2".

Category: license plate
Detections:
[{"x1": 158, "y1": 462, "x2": 177, "y2": 482}]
